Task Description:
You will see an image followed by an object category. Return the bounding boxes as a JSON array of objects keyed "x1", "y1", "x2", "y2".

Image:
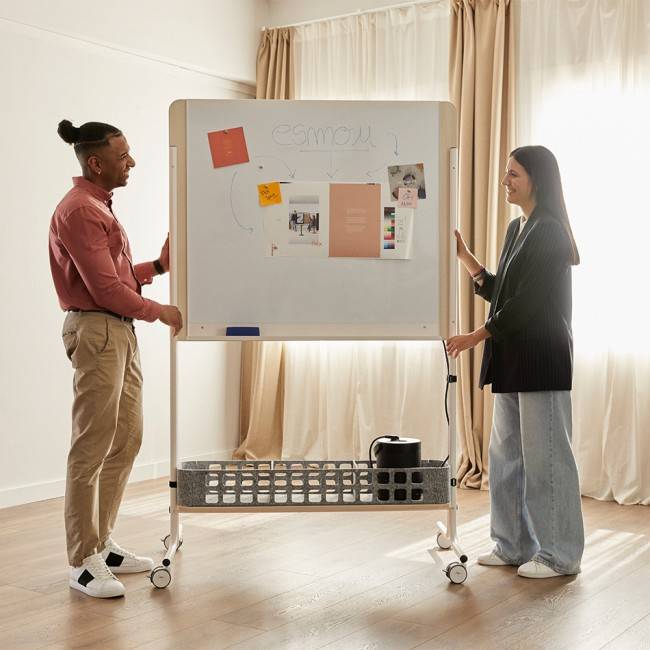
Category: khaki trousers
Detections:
[{"x1": 62, "y1": 312, "x2": 143, "y2": 567}]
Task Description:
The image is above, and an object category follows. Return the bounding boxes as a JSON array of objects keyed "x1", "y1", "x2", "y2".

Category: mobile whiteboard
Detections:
[{"x1": 170, "y1": 100, "x2": 457, "y2": 341}]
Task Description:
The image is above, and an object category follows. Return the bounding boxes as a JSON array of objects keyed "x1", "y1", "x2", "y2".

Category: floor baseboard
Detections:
[{"x1": 0, "y1": 449, "x2": 235, "y2": 509}]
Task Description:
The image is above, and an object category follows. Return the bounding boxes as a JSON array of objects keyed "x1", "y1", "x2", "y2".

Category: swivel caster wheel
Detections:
[
  {"x1": 150, "y1": 566, "x2": 172, "y2": 589},
  {"x1": 162, "y1": 534, "x2": 183, "y2": 550},
  {"x1": 445, "y1": 562, "x2": 468, "y2": 584},
  {"x1": 436, "y1": 532, "x2": 452, "y2": 550}
]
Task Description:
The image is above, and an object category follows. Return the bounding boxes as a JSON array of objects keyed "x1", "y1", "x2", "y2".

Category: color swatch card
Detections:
[
  {"x1": 258, "y1": 182, "x2": 282, "y2": 206},
  {"x1": 207, "y1": 126, "x2": 249, "y2": 168},
  {"x1": 383, "y1": 207, "x2": 396, "y2": 249},
  {"x1": 381, "y1": 180, "x2": 414, "y2": 260}
]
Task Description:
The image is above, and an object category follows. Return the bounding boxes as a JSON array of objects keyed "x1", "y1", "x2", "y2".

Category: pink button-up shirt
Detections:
[{"x1": 49, "y1": 177, "x2": 162, "y2": 322}]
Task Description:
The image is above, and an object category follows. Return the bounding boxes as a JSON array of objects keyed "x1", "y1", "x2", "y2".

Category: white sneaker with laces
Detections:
[
  {"x1": 69, "y1": 553, "x2": 125, "y2": 598},
  {"x1": 101, "y1": 537, "x2": 155, "y2": 574},
  {"x1": 477, "y1": 551, "x2": 512, "y2": 566},
  {"x1": 517, "y1": 560, "x2": 564, "y2": 578}
]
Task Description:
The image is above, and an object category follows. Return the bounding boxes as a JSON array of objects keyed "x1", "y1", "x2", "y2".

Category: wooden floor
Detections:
[{"x1": 0, "y1": 481, "x2": 649, "y2": 650}]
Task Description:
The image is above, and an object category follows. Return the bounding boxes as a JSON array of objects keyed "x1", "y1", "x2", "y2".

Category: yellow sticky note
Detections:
[{"x1": 258, "y1": 182, "x2": 282, "y2": 207}]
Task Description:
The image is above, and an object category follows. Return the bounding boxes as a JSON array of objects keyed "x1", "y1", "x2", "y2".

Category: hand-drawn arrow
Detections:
[
  {"x1": 254, "y1": 155, "x2": 296, "y2": 179},
  {"x1": 326, "y1": 151, "x2": 340, "y2": 179},
  {"x1": 365, "y1": 162, "x2": 389, "y2": 178},
  {"x1": 229, "y1": 171, "x2": 254, "y2": 234},
  {"x1": 388, "y1": 132, "x2": 399, "y2": 156}
]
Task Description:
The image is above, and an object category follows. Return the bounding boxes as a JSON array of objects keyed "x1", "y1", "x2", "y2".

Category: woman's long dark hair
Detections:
[{"x1": 510, "y1": 145, "x2": 580, "y2": 265}]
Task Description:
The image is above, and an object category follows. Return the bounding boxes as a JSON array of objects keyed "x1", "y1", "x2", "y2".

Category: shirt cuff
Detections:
[
  {"x1": 141, "y1": 299, "x2": 163, "y2": 322},
  {"x1": 484, "y1": 317, "x2": 503, "y2": 342},
  {"x1": 133, "y1": 262, "x2": 156, "y2": 286}
]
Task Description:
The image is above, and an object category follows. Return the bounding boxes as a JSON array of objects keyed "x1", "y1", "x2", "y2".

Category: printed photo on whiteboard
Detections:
[
  {"x1": 288, "y1": 195, "x2": 320, "y2": 245},
  {"x1": 263, "y1": 182, "x2": 329, "y2": 258},
  {"x1": 388, "y1": 163, "x2": 426, "y2": 200},
  {"x1": 380, "y1": 205, "x2": 414, "y2": 260}
]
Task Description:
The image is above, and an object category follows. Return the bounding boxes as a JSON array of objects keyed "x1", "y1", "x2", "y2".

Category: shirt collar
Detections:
[{"x1": 73, "y1": 176, "x2": 113, "y2": 205}]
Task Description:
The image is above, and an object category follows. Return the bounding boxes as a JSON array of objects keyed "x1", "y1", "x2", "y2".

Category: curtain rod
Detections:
[{"x1": 262, "y1": 0, "x2": 440, "y2": 31}]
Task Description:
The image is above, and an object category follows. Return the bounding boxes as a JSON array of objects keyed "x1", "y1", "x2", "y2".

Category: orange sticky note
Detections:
[
  {"x1": 258, "y1": 182, "x2": 282, "y2": 206},
  {"x1": 207, "y1": 127, "x2": 249, "y2": 168}
]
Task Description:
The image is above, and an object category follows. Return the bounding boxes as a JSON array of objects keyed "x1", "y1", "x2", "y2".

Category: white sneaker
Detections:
[
  {"x1": 477, "y1": 551, "x2": 512, "y2": 566},
  {"x1": 517, "y1": 560, "x2": 564, "y2": 578},
  {"x1": 101, "y1": 537, "x2": 155, "y2": 574},
  {"x1": 69, "y1": 553, "x2": 125, "y2": 598}
]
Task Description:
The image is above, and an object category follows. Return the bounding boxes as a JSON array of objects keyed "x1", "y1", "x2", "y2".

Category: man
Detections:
[{"x1": 49, "y1": 119, "x2": 183, "y2": 598}]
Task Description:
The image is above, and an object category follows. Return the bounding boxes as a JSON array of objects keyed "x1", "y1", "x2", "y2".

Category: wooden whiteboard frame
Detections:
[{"x1": 169, "y1": 100, "x2": 458, "y2": 342}]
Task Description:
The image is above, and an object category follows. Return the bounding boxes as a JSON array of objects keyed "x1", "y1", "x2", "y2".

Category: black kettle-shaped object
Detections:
[{"x1": 371, "y1": 435, "x2": 422, "y2": 501}]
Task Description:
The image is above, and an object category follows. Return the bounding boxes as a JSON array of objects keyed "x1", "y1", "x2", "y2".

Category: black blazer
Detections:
[{"x1": 476, "y1": 207, "x2": 573, "y2": 393}]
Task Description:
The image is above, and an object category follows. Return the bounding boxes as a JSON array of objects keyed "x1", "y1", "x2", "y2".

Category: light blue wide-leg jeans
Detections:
[{"x1": 488, "y1": 391, "x2": 584, "y2": 574}]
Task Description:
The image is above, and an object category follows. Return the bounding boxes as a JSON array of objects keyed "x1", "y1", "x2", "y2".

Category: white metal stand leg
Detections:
[
  {"x1": 164, "y1": 332, "x2": 182, "y2": 564},
  {"x1": 151, "y1": 146, "x2": 182, "y2": 589},
  {"x1": 150, "y1": 335, "x2": 181, "y2": 589},
  {"x1": 435, "y1": 353, "x2": 468, "y2": 584},
  {"x1": 435, "y1": 146, "x2": 467, "y2": 585}
]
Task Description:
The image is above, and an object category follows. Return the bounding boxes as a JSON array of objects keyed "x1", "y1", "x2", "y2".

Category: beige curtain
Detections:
[
  {"x1": 237, "y1": 28, "x2": 295, "y2": 459},
  {"x1": 292, "y1": 2, "x2": 450, "y2": 100},
  {"x1": 234, "y1": 342, "x2": 285, "y2": 460},
  {"x1": 256, "y1": 27, "x2": 295, "y2": 100},
  {"x1": 450, "y1": 0, "x2": 515, "y2": 489}
]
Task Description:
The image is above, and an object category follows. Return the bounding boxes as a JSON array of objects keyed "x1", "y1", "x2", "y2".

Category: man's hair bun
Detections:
[
  {"x1": 57, "y1": 119, "x2": 122, "y2": 152},
  {"x1": 58, "y1": 119, "x2": 80, "y2": 144}
]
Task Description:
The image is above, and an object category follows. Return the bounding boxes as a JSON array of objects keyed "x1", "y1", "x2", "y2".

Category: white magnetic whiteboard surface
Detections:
[{"x1": 170, "y1": 99, "x2": 456, "y2": 341}]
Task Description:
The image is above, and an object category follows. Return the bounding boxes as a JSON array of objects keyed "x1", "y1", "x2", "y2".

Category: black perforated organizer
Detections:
[{"x1": 176, "y1": 459, "x2": 449, "y2": 507}]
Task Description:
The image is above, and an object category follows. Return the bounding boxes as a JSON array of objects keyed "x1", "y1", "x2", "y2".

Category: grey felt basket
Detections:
[{"x1": 176, "y1": 459, "x2": 450, "y2": 507}]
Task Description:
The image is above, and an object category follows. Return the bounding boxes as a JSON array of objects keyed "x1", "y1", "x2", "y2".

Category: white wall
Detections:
[
  {"x1": 0, "y1": 1, "x2": 268, "y2": 508},
  {"x1": 1, "y1": 0, "x2": 269, "y2": 83},
  {"x1": 266, "y1": 0, "x2": 406, "y2": 27}
]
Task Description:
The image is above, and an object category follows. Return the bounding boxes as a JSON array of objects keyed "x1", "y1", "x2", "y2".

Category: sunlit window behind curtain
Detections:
[
  {"x1": 526, "y1": 79, "x2": 650, "y2": 351},
  {"x1": 279, "y1": 1, "x2": 451, "y2": 461},
  {"x1": 516, "y1": 0, "x2": 650, "y2": 504},
  {"x1": 293, "y1": 2, "x2": 450, "y2": 100}
]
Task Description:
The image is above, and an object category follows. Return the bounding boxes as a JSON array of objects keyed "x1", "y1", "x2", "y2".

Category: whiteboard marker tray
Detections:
[{"x1": 176, "y1": 460, "x2": 449, "y2": 508}]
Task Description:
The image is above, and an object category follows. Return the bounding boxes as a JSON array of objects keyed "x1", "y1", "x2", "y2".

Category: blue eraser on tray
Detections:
[{"x1": 226, "y1": 326, "x2": 260, "y2": 336}]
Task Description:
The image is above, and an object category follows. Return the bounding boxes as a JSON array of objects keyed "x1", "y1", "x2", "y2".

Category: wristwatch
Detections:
[{"x1": 153, "y1": 259, "x2": 165, "y2": 275}]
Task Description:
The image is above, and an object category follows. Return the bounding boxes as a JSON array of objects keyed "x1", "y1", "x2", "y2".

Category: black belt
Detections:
[{"x1": 67, "y1": 308, "x2": 133, "y2": 323}]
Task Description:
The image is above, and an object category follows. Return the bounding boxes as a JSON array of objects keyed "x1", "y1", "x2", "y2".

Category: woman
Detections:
[{"x1": 446, "y1": 146, "x2": 584, "y2": 578}]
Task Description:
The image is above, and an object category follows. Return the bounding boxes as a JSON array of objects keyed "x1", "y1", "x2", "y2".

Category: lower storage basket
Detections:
[{"x1": 177, "y1": 460, "x2": 450, "y2": 507}]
